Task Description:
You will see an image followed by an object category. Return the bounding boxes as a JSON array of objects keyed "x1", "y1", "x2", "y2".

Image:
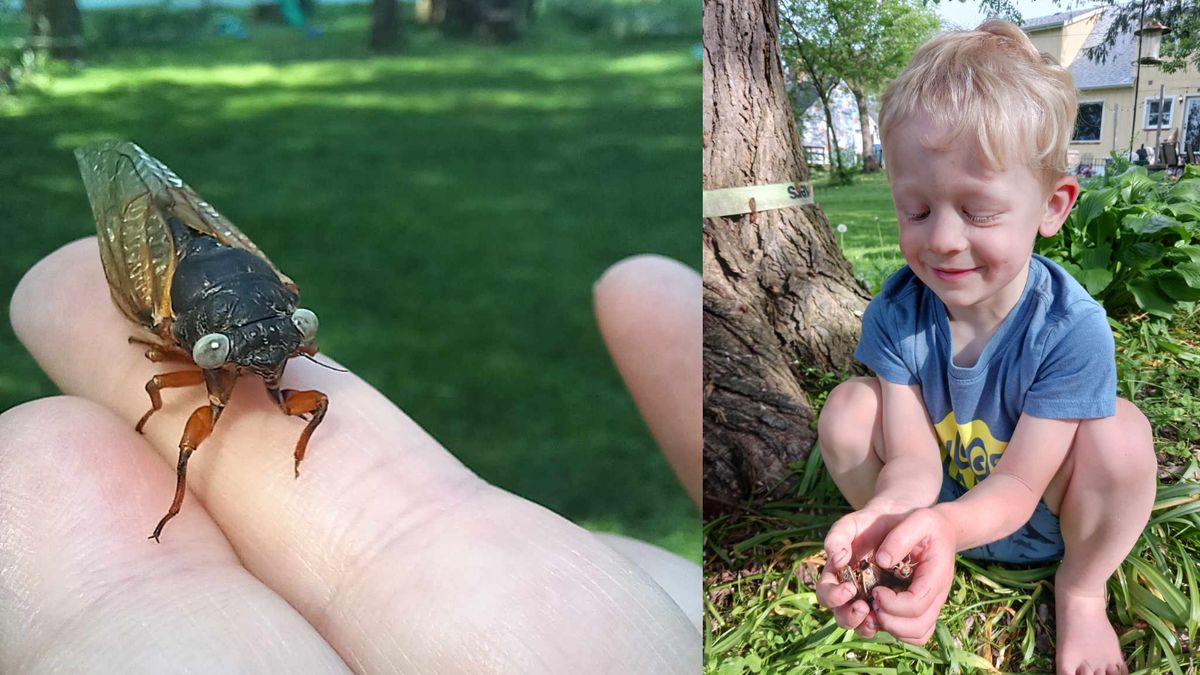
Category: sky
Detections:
[{"x1": 933, "y1": 0, "x2": 1104, "y2": 29}]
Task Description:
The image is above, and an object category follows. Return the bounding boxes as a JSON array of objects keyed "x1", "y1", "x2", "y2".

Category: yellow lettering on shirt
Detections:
[{"x1": 933, "y1": 411, "x2": 1008, "y2": 489}]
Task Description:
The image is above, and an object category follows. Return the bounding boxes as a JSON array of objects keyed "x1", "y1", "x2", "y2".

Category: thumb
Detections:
[
  {"x1": 823, "y1": 514, "x2": 859, "y2": 569},
  {"x1": 875, "y1": 511, "x2": 929, "y2": 568}
]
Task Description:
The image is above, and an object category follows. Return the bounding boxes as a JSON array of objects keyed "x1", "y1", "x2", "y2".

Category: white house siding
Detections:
[{"x1": 799, "y1": 81, "x2": 878, "y2": 166}]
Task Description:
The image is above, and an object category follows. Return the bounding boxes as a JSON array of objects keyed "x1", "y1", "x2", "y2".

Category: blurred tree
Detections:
[
  {"x1": 702, "y1": 0, "x2": 869, "y2": 510},
  {"x1": 442, "y1": 0, "x2": 533, "y2": 40},
  {"x1": 369, "y1": 0, "x2": 404, "y2": 51},
  {"x1": 23, "y1": 0, "x2": 82, "y2": 59}
]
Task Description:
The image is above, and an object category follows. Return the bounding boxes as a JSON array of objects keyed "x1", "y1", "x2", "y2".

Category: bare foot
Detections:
[{"x1": 1055, "y1": 586, "x2": 1128, "y2": 675}]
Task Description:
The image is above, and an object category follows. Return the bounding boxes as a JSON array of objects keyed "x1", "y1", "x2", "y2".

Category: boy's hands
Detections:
[
  {"x1": 870, "y1": 507, "x2": 958, "y2": 644},
  {"x1": 815, "y1": 503, "x2": 911, "y2": 637},
  {"x1": 817, "y1": 504, "x2": 957, "y2": 643}
]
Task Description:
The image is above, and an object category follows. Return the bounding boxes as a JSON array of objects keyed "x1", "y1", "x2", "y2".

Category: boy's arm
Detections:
[
  {"x1": 867, "y1": 378, "x2": 944, "y2": 512},
  {"x1": 822, "y1": 378, "x2": 943, "y2": 569},
  {"x1": 931, "y1": 412, "x2": 1080, "y2": 550}
]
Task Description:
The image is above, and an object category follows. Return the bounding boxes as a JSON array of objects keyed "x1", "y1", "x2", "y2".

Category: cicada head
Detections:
[{"x1": 186, "y1": 306, "x2": 320, "y2": 382}]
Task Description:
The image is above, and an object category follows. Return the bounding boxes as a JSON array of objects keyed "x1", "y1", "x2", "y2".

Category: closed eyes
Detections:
[{"x1": 904, "y1": 209, "x2": 999, "y2": 225}]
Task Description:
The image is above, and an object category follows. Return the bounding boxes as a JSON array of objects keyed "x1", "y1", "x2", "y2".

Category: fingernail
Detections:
[{"x1": 876, "y1": 551, "x2": 891, "y2": 567}]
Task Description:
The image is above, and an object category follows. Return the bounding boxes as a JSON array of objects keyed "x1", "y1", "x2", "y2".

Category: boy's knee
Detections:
[
  {"x1": 817, "y1": 377, "x2": 879, "y2": 461},
  {"x1": 1076, "y1": 398, "x2": 1155, "y2": 486}
]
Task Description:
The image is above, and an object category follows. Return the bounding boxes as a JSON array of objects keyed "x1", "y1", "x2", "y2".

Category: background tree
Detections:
[
  {"x1": 369, "y1": 0, "x2": 404, "y2": 51},
  {"x1": 22, "y1": 0, "x2": 82, "y2": 59},
  {"x1": 441, "y1": 0, "x2": 532, "y2": 40},
  {"x1": 1084, "y1": 0, "x2": 1199, "y2": 73},
  {"x1": 779, "y1": 0, "x2": 938, "y2": 176},
  {"x1": 702, "y1": 0, "x2": 870, "y2": 511}
]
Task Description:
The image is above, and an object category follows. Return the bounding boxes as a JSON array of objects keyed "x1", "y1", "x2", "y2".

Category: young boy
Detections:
[{"x1": 814, "y1": 20, "x2": 1156, "y2": 675}]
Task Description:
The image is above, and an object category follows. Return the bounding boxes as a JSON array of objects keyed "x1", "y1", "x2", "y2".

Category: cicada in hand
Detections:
[
  {"x1": 838, "y1": 553, "x2": 915, "y2": 608},
  {"x1": 75, "y1": 140, "x2": 329, "y2": 542}
]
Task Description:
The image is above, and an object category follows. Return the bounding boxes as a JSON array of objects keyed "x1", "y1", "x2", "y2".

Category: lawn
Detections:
[
  {"x1": 704, "y1": 172, "x2": 1200, "y2": 673},
  {"x1": 0, "y1": 9, "x2": 700, "y2": 558}
]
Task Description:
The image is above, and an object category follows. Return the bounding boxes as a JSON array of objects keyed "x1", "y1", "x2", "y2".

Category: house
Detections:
[
  {"x1": 793, "y1": 80, "x2": 879, "y2": 170},
  {"x1": 1023, "y1": 6, "x2": 1200, "y2": 173}
]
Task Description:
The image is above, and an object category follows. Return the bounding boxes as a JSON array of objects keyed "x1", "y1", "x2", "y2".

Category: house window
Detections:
[
  {"x1": 1145, "y1": 97, "x2": 1175, "y2": 129},
  {"x1": 1073, "y1": 102, "x2": 1103, "y2": 141}
]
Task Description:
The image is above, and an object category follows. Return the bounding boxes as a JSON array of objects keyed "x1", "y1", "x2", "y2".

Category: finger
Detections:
[
  {"x1": 12, "y1": 239, "x2": 699, "y2": 673},
  {"x1": 0, "y1": 397, "x2": 349, "y2": 674},
  {"x1": 832, "y1": 599, "x2": 870, "y2": 630},
  {"x1": 594, "y1": 255, "x2": 701, "y2": 508},
  {"x1": 855, "y1": 611, "x2": 879, "y2": 638},
  {"x1": 874, "y1": 512, "x2": 929, "y2": 569},
  {"x1": 873, "y1": 605, "x2": 939, "y2": 644},
  {"x1": 823, "y1": 515, "x2": 860, "y2": 569},
  {"x1": 592, "y1": 532, "x2": 701, "y2": 632},
  {"x1": 815, "y1": 569, "x2": 858, "y2": 610},
  {"x1": 871, "y1": 570, "x2": 947, "y2": 618}
]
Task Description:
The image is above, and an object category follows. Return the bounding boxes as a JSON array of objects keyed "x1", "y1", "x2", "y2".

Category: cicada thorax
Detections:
[{"x1": 166, "y1": 216, "x2": 306, "y2": 383}]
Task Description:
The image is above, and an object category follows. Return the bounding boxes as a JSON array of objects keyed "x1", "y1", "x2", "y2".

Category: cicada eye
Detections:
[
  {"x1": 291, "y1": 308, "x2": 318, "y2": 346},
  {"x1": 192, "y1": 333, "x2": 231, "y2": 369}
]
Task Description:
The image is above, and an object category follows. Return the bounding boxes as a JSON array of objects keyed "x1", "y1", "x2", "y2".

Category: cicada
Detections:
[
  {"x1": 838, "y1": 553, "x2": 915, "y2": 608},
  {"x1": 75, "y1": 140, "x2": 329, "y2": 542}
]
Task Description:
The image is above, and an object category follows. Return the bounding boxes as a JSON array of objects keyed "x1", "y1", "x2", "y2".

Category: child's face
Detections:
[{"x1": 885, "y1": 113, "x2": 1078, "y2": 323}]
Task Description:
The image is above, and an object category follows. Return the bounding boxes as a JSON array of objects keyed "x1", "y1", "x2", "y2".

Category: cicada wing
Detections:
[
  {"x1": 114, "y1": 142, "x2": 297, "y2": 291},
  {"x1": 75, "y1": 142, "x2": 297, "y2": 312},
  {"x1": 76, "y1": 140, "x2": 178, "y2": 330}
]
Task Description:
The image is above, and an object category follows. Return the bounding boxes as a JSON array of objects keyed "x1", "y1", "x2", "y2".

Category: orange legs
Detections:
[
  {"x1": 149, "y1": 404, "x2": 218, "y2": 542},
  {"x1": 136, "y1": 370, "x2": 206, "y2": 432},
  {"x1": 277, "y1": 389, "x2": 329, "y2": 478}
]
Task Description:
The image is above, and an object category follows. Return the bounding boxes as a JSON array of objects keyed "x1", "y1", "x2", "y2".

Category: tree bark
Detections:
[
  {"x1": 703, "y1": 0, "x2": 871, "y2": 512},
  {"x1": 369, "y1": 0, "x2": 403, "y2": 52},
  {"x1": 442, "y1": 0, "x2": 526, "y2": 40},
  {"x1": 851, "y1": 83, "x2": 881, "y2": 173},
  {"x1": 23, "y1": 0, "x2": 82, "y2": 60}
]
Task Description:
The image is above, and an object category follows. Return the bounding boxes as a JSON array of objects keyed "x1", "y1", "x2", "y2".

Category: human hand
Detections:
[
  {"x1": 1, "y1": 239, "x2": 699, "y2": 673},
  {"x1": 815, "y1": 503, "x2": 911, "y2": 637},
  {"x1": 869, "y1": 506, "x2": 958, "y2": 645}
]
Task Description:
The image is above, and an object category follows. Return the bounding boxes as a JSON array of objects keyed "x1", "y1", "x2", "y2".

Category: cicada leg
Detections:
[
  {"x1": 137, "y1": 370, "x2": 206, "y2": 432},
  {"x1": 149, "y1": 404, "x2": 217, "y2": 542},
  {"x1": 128, "y1": 336, "x2": 192, "y2": 364},
  {"x1": 270, "y1": 388, "x2": 329, "y2": 478}
]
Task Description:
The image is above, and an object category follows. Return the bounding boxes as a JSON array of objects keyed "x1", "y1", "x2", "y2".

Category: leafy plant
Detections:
[
  {"x1": 1035, "y1": 158, "x2": 1200, "y2": 319},
  {"x1": 85, "y1": 3, "x2": 217, "y2": 52}
]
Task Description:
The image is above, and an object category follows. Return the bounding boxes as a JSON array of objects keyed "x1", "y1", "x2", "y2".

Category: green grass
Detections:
[
  {"x1": 0, "y1": 9, "x2": 700, "y2": 559},
  {"x1": 705, "y1": 172, "x2": 1200, "y2": 672}
]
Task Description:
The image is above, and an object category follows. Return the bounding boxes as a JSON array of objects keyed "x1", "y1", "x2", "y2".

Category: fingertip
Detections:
[{"x1": 10, "y1": 237, "x2": 95, "y2": 345}]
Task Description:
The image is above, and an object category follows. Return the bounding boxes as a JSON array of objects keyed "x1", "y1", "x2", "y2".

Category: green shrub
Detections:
[
  {"x1": 1036, "y1": 158, "x2": 1200, "y2": 319},
  {"x1": 542, "y1": 0, "x2": 699, "y2": 39},
  {"x1": 85, "y1": 4, "x2": 216, "y2": 51}
]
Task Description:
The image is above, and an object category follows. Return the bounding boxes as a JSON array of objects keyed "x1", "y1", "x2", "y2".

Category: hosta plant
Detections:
[{"x1": 1035, "y1": 160, "x2": 1200, "y2": 319}]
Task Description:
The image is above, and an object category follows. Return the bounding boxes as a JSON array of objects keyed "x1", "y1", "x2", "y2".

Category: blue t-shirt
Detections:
[{"x1": 856, "y1": 254, "x2": 1116, "y2": 492}]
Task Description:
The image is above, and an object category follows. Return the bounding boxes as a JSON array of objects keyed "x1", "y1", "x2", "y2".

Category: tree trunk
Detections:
[
  {"x1": 442, "y1": 0, "x2": 525, "y2": 40},
  {"x1": 851, "y1": 83, "x2": 881, "y2": 173},
  {"x1": 23, "y1": 0, "x2": 82, "y2": 60},
  {"x1": 369, "y1": 0, "x2": 403, "y2": 52},
  {"x1": 702, "y1": 0, "x2": 871, "y2": 512},
  {"x1": 818, "y1": 85, "x2": 846, "y2": 176}
]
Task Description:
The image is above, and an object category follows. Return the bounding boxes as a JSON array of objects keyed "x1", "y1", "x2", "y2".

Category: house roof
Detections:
[
  {"x1": 1022, "y1": 6, "x2": 1136, "y2": 90},
  {"x1": 1067, "y1": 8, "x2": 1136, "y2": 89},
  {"x1": 1023, "y1": 7, "x2": 1102, "y2": 32}
]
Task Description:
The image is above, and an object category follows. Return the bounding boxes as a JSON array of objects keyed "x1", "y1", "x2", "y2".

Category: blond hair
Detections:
[{"x1": 878, "y1": 19, "x2": 1077, "y2": 186}]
